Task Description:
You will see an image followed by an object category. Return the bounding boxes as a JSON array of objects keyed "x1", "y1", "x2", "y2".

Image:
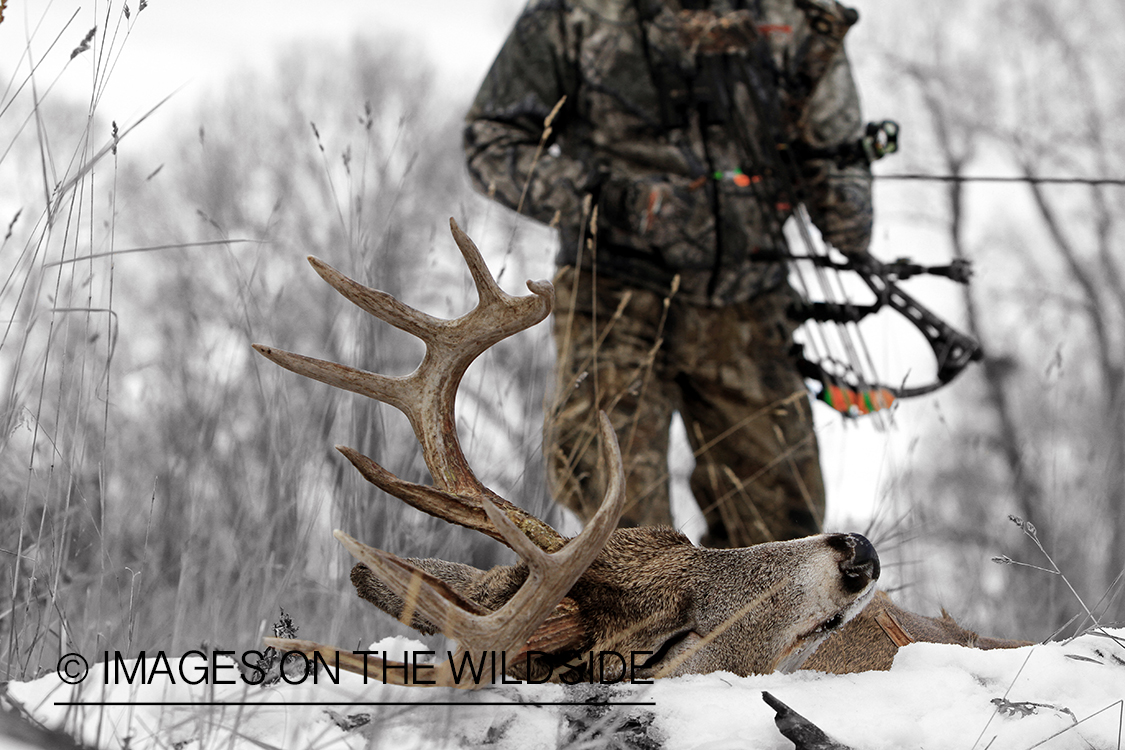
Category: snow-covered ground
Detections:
[{"x1": 5, "y1": 629, "x2": 1123, "y2": 749}]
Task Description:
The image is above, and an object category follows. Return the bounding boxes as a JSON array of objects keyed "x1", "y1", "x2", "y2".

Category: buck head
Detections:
[
  {"x1": 656, "y1": 532, "x2": 880, "y2": 675},
  {"x1": 351, "y1": 527, "x2": 878, "y2": 680},
  {"x1": 255, "y1": 219, "x2": 879, "y2": 686}
]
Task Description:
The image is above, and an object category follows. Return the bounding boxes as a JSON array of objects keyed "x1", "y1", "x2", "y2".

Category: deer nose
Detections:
[{"x1": 832, "y1": 533, "x2": 880, "y2": 592}]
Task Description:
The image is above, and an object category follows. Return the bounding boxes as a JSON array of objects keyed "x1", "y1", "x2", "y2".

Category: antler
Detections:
[{"x1": 254, "y1": 219, "x2": 626, "y2": 687}]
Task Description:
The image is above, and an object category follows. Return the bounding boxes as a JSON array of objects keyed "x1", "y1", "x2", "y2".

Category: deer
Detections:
[
  {"x1": 253, "y1": 219, "x2": 881, "y2": 687},
  {"x1": 802, "y1": 589, "x2": 1032, "y2": 673}
]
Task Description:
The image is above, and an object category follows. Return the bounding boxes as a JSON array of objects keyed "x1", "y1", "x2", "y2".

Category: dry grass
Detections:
[
  {"x1": 0, "y1": 9, "x2": 559, "y2": 690},
  {"x1": 3, "y1": 7, "x2": 1121, "y2": 742}
]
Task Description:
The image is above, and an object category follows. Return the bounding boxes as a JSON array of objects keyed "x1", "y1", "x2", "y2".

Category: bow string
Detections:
[
  {"x1": 677, "y1": 8, "x2": 982, "y2": 418},
  {"x1": 776, "y1": 245, "x2": 983, "y2": 417}
]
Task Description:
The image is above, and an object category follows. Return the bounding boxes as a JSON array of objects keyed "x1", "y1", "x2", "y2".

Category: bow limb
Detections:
[
  {"x1": 783, "y1": 253, "x2": 983, "y2": 416},
  {"x1": 794, "y1": 352, "x2": 954, "y2": 417},
  {"x1": 852, "y1": 258, "x2": 983, "y2": 386}
]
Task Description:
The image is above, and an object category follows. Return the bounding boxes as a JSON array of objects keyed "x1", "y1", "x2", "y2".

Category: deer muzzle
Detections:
[{"x1": 831, "y1": 532, "x2": 880, "y2": 593}]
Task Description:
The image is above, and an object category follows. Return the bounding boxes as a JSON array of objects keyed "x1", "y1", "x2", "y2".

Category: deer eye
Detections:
[{"x1": 635, "y1": 629, "x2": 697, "y2": 670}]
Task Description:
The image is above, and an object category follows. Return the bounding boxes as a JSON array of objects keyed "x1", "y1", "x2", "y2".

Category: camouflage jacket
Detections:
[{"x1": 464, "y1": 0, "x2": 873, "y2": 306}]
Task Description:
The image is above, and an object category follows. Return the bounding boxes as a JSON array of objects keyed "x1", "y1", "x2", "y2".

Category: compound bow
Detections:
[
  {"x1": 775, "y1": 249, "x2": 983, "y2": 416},
  {"x1": 683, "y1": 5, "x2": 983, "y2": 417}
]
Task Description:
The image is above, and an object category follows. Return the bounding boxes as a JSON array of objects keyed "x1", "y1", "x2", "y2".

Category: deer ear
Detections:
[
  {"x1": 350, "y1": 558, "x2": 490, "y2": 635},
  {"x1": 522, "y1": 597, "x2": 586, "y2": 654}
]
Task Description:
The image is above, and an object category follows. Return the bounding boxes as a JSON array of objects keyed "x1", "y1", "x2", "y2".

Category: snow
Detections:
[{"x1": 5, "y1": 629, "x2": 1123, "y2": 749}]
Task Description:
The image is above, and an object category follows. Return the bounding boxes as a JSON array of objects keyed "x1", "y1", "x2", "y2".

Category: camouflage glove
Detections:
[
  {"x1": 802, "y1": 162, "x2": 872, "y2": 258},
  {"x1": 600, "y1": 173, "x2": 713, "y2": 250}
]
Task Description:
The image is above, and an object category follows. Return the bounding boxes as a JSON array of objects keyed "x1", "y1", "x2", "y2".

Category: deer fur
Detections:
[
  {"x1": 803, "y1": 590, "x2": 1032, "y2": 673},
  {"x1": 350, "y1": 527, "x2": 880, "y2": 679},
  {"x1": 255, "y1": 219, "x2": 997, "y2": 684}
]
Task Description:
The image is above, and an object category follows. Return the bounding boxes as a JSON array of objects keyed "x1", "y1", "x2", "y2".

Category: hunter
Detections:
[{"x1": 463, "y1": 0, "x2": 874, "y2": 547}]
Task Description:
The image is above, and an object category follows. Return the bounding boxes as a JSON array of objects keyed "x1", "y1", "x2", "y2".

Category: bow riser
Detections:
[
  {"x1": 859, "y1": 269, "x2": 984, "y2": 386},
  {"x1": 786, "y1": 255, "x2": 983, "y2": 415}
]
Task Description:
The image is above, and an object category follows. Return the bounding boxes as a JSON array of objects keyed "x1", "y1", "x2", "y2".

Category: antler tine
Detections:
[
  {"x1": 266, "y1": 416, "x2": 622, "y2": 689},
  {"x1": 335, "y1": 445, "x2": 563, "y2": 551},
  {"x1": 450, "y1": 218, "x2": 505, "y2": 307},
  {"x1": 252, "y1": 345, "x2": 415, "y2": 414},
  {"x1": 328, "y1": 412, "x2": 626, "y2": 687},
  {"x1": 334, "y1": 531, "x2": 491, "y2": 628},
  {"x1": 306, "y1": 256, "x2": 444, "y2": 341},
  {"x1": 252, "y1": 220, "x2": 562, "y2": 551},
  {"x1": 463, "y1": 413, "x2": 625, "y2": 649},
  {"x1": 308, "y1": 219, "x2": 553, "y2": 364},
  {"x1": 449, "y1": 218, "x2": 554, "y2": 312},
  {"x1": 333, "y1": 531, "x2": 492, "y2": 619}
]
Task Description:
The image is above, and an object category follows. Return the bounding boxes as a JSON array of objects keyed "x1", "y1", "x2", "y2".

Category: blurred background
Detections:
[{"x1": 2, "y1": 0, "x2": 1122, "y2": 680}]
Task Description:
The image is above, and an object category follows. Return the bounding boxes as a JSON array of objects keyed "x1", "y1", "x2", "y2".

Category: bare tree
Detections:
[{"x1": 871, "y1": 0, "x2": 1125, "y2": 636}]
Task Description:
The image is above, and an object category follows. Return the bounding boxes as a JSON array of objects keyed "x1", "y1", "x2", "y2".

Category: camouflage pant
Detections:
[{"x1": 545, "y1": 266, "x2": 825, "y2": 548}]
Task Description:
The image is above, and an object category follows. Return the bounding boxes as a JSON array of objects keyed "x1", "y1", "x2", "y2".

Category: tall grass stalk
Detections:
[{"x1": 1, "y1": 7, "x2": 560, "y2": 698}]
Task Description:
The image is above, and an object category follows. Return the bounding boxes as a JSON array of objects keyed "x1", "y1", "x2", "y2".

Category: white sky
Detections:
[{"x1": 2, "y1": 0, "x2": 524, "y2": 135}]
